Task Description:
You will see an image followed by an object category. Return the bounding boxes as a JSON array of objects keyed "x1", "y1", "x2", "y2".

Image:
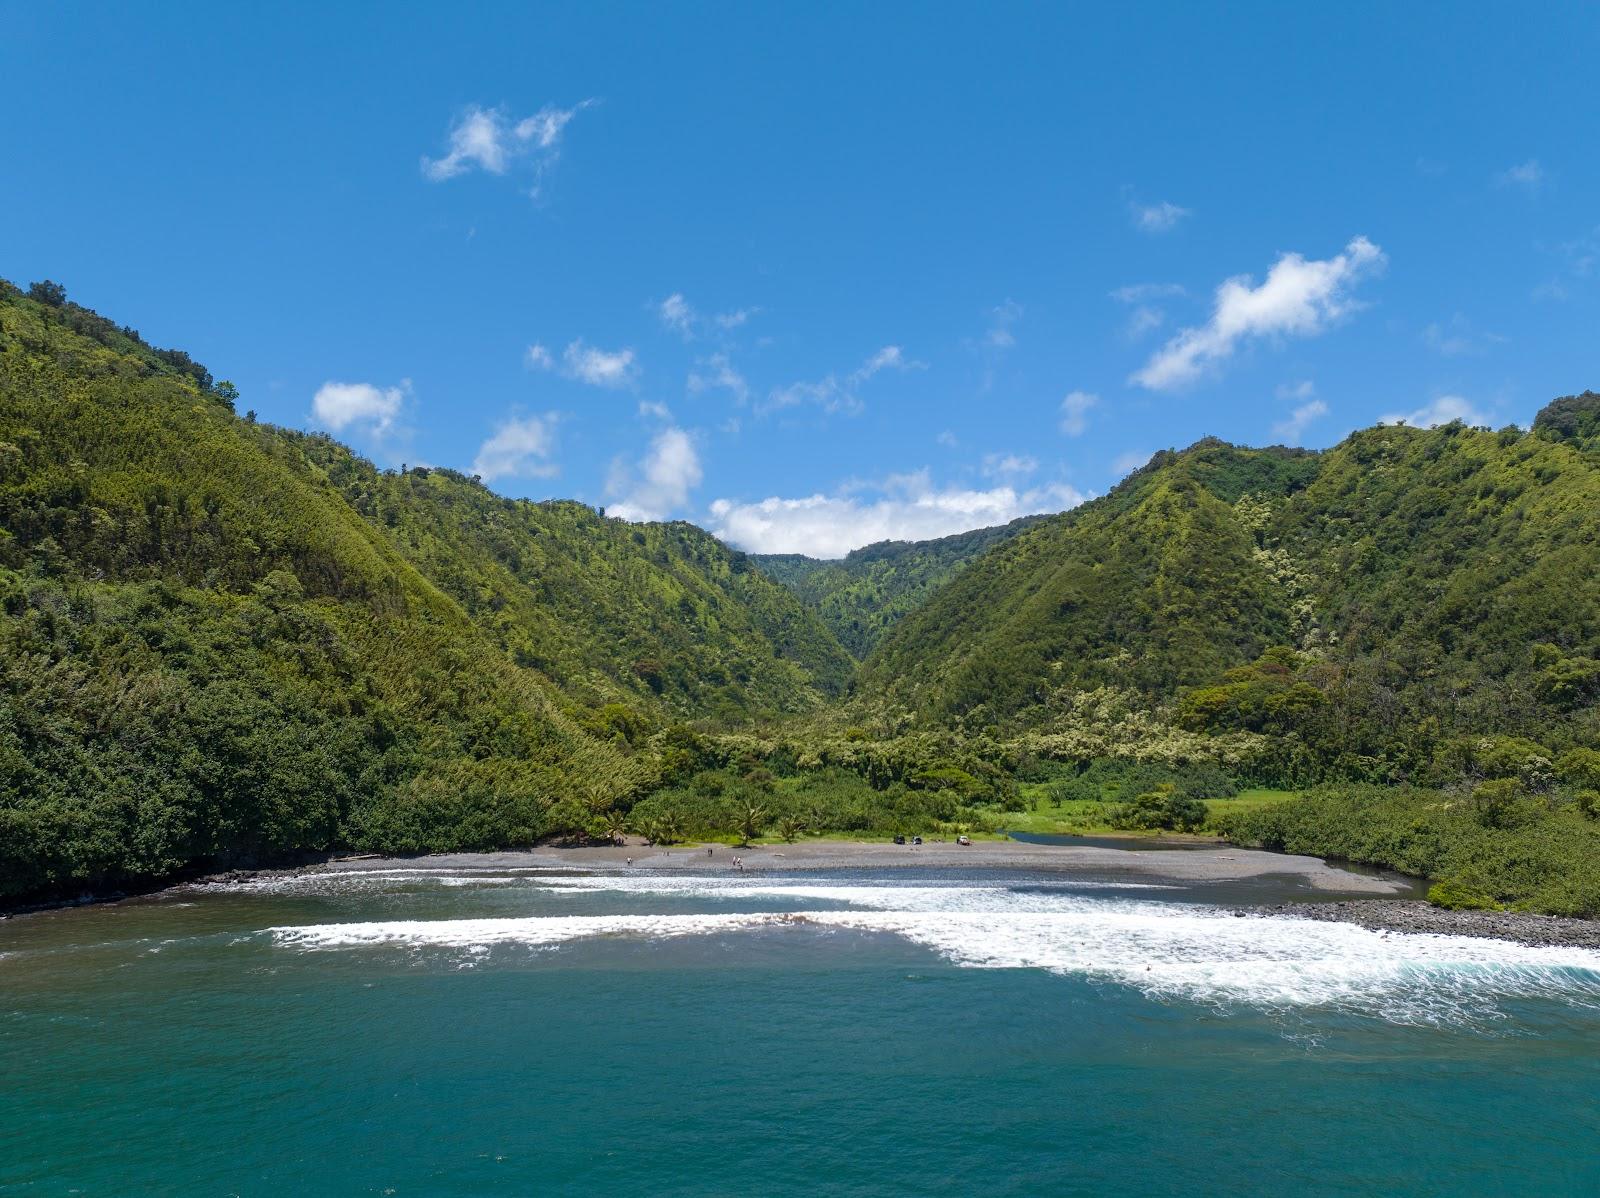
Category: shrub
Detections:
[{"x1": 1427, "y1": 878, "x2": 1501, "y2": 911}]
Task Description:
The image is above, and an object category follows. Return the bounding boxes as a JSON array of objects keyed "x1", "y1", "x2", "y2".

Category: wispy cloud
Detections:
[
  {"x1": 659, "y1": 293, "x2": 695, "y2": 338},
  {"x1": 710, "y1": 469, "x2": 1087, "y2": 558},
  {"x1": 421, "y1": 101, "x2": 594, "y2": 196},
  {"x1": 849, "y1": 345, "x2": 924, "y2": 385},
  {"x1": 1111, "y1": 283, "x2": 1185, "y2": 341},
  {"x1": 1381, "y1": 395, "x2": 1489, "y2": 429},
  {"x1": 687, "y1": 353, "x2": 749, "y2": 404},
  {"x1": 983, "y1": 299, "x2": 1023, "y2": 349},
  {"x1": 1422, "y1": 314, "x2": 1505, "y2": 357},
  {"x1": 1271, "y1": 380, "x2": 1328, "y2": 442},
  {"x1": 1533, "y1": 225, "x2": 1599, "y2": 301},
  {"x1": 1494, "y1": 159, "x2": 1544, "y2": 192},
  {"x1": 527, "y1": 339, "x2": 639, "y2": 388},
  {"x1": 763, "y1": 345, "x2": 921, "y2": 415},
  {"x1": 606, "y1": 427, "x2": 703, "y2": 521},
  {"x1": 1132, "y1": 236, "x2": 1386, "y2": 390},
  {"x1": 981, "y1": 453, "x2": 1039, "y2": 481},
  {"x1": 1129, "y1": 198, "x2": 1191, "y2": 234},
  {"x1": 655, "y1": 292, "x2": 759, "y2": 340},
  {"x1": 1059, "y1": 390, "x2": 1099, "y2": 436},
  {"x1": 472, "y1": 413, "x2": 559, "y2": 482}
]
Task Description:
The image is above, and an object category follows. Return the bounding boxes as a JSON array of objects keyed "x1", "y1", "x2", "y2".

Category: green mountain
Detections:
[
  {"x1": 752, "y1": 516, "x2": 1047, "y2": 658},
  {"x1": 859, "y1": 420, "x2": 1600, "y2": 765},
  {"x1": 5, "y1": 277, "x2": 1598, "y2": 915},
  {"x1": 0, "y1": 280, "x2": 846, "y2": 898}
]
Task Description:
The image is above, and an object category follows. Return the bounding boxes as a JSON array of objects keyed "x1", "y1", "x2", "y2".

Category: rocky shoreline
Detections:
[{"x1": 1234, "y1": 899, "x2": 1600, "y2": 950}]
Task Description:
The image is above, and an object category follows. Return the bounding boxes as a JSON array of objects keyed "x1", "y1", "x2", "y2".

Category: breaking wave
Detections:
[{"x1": 264, "y1": 873, "x2": 1600, "y2": 1027}]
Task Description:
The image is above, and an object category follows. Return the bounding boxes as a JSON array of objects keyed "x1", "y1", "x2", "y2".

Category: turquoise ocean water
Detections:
[{"x1": 3, "y1": 861, "x2": 1599, "y2": 1196}]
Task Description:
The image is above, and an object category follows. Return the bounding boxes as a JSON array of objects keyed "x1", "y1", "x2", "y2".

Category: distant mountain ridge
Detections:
[{"x1": 751, "y1": 515, "x2": 1050, "y2": 658}]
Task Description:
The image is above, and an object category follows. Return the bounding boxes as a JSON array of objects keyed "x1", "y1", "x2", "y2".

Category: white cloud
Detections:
[
  {"x1": 1122, "y1": 306, "x2": 1166, "y2": 339},
  {"x1": 312, "y1": 380, "x2": 406, "y2": 436},
  {"x1": 656, "y1": 293, "x2": 758, "y2": 340},
  {"x1": 659, "y1": 293, "x2": 695, "y2": 338},
  {"x1": 714, "y1": 308, "x2": 755, "y2": 330},
  {"x1": 607, "y1": 427, "x2": 703, "y2": 521},
  {"x1": 1381, "y1": 395, "x2": 1489, "y2": 428},
  {"x1": 764, "y1": 345, "x2": 921, "y2": 415},
  {"x1": 1059, "y1": 390, "x2": 1099, "y2": 436},
  {"x1": 1494, "y1": 159, "x2": 1544, "y2": 191},
  {"x1": 421, "y1": 101, "x2": 593, "y2": 195},
  {"x1": 710, "y1": 471, "x2": 1087, "y2": 558},
  {"x1": 981, "y1": 453, "x2": 1038, "y2": 481},
  {"x1": 472, "y1": 414, "x2": 559, "y2": 482},
  {"x1": 561, "y1": 340, "x2": 638, "y2": 388},
  {"x1": 1132, "y1": 236, "x2": 1386, "y2": 390},
  {"x1": 849, "y1": 345, "x2": 923, "y2": 385},
  {"x1": 638, "y1": 400, "x2": 672, "y2": 420},
  {"x1": 1272, "y1": 399, "x2": 1329, "y2": 443},
  {"x1": 1276, "y1": 379, "x2": 1316, "y2": 401},
  {"x1": 687, "y1": 353, "x2": 749, "y2": 404},
  {"x1": 525, "y1": 343, "x2": 554, "y2": 370},
  {"x1": 1131, "y1": 200, "x2": 1191, "y2": 233},
  {"x1": 936, "y1": 430, "x2": 959, "y2": 448}
]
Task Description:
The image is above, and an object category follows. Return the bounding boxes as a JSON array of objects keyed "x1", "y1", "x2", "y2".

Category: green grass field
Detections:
[{"x1": 1001, "y1": 786, "x2": 1300, "y2": 836}]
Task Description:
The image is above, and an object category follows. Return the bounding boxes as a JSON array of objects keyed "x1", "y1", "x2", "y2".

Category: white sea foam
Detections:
[
  {"x1": 272, "y1": 912, "x2": 785, "y2": 950},
  {"x1": 264, "y1": 877, "x2": 1600, "y2": 1026}
]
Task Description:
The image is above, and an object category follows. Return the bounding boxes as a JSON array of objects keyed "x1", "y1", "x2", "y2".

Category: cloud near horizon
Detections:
[
  {"x1": 1380, "y1": 395, "x2": 1490, "y2": 429},
  {"x1": 606, "y1": 427, "x2": 703, "y2": 521},
  {"x1": 709, "y1": 471, "x2": 1088, "y2": 558},
  {"x1": 472, "y1": 413, "x2": 559, "y2": 482},
  {"x1": 1132, "y1": 236, "x2": 1386, "y2": 390}
]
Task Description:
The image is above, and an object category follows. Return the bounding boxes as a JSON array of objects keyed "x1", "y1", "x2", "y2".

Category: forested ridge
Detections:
[
  {"x1": 751, "y1": 516, "x2": 1046, "y2": 658},
  {"x1": 3, "y1": 278, "x2": 1599, "y2": 914},
  {"x1": 0, "y1": 280, "x2": 843, "y2": 898}
]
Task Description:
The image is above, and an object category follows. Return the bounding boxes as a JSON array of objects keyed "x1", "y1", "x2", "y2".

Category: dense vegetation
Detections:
[
  {"x1": 3, "y1": 278, "x2": 1598, "y2": 915},
  {"x1": 0, "y1": 280, "x2": 843, "y2": 898},
  {"x1": 752, "y1": 516, "x2": 1045, "y2": 657}
]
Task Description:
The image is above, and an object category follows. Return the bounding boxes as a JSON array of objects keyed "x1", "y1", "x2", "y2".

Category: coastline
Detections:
[
  {"x1": 12, "y1": 836, "x2": 1595, "y2": 950},
  {"x1": 225, "y1": 836, "x2": 1412, "y2": 894}
]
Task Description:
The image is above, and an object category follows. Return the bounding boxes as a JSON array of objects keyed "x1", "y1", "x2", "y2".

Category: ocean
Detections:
[{"x1": 3, "y1": 862, "x2": 1598, "y2": 1195}]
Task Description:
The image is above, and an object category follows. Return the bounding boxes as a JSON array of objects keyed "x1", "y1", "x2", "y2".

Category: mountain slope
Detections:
[
  {"x1": 752, "y1": 515, "x2": 1047, "y2": 657},
  {"x1": 859, "y1": 422, "x2": 1600, "y2": 759},
  {"x1": 275, "y1": 433, "x2": 853, "y2": 719},
  {"x1": 0, "y1": 280, "x2": 845, "y2": 897}
]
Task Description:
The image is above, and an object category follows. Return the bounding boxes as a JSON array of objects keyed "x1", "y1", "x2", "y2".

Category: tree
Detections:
[
  {"x1": 28, "y1": 280, "x2": 67, "y2": 307},
  {"x1": 733, "y1": 795, "x2": 768, "y2": 846}
]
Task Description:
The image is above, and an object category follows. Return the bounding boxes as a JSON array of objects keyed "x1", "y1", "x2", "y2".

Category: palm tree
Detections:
[{"x1": 734, "y1": 796, "x2": 768, "y2": 846}]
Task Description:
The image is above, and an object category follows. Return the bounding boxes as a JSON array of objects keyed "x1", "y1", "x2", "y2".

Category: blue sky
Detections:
[{"x1": 3, "y1": 2, "x2": 1597, "y2": 556}]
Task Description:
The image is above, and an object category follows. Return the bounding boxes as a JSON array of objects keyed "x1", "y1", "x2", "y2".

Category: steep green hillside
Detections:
[
  {"x1": 0, "y1": 280, "x2": 843, "y2": 898},
  {"x1": 752, "y1": 516, "x2": 1046, "y2": 657},
  {"x1": 273, "y1": 434, "x2": 852, "y2": 719},
  {"x1": 859, "y1": 441, "x2": 1321, "y2": 716},
  {"x1": 860, "y1": 421, "x2": 1600, "y2": 766}
]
